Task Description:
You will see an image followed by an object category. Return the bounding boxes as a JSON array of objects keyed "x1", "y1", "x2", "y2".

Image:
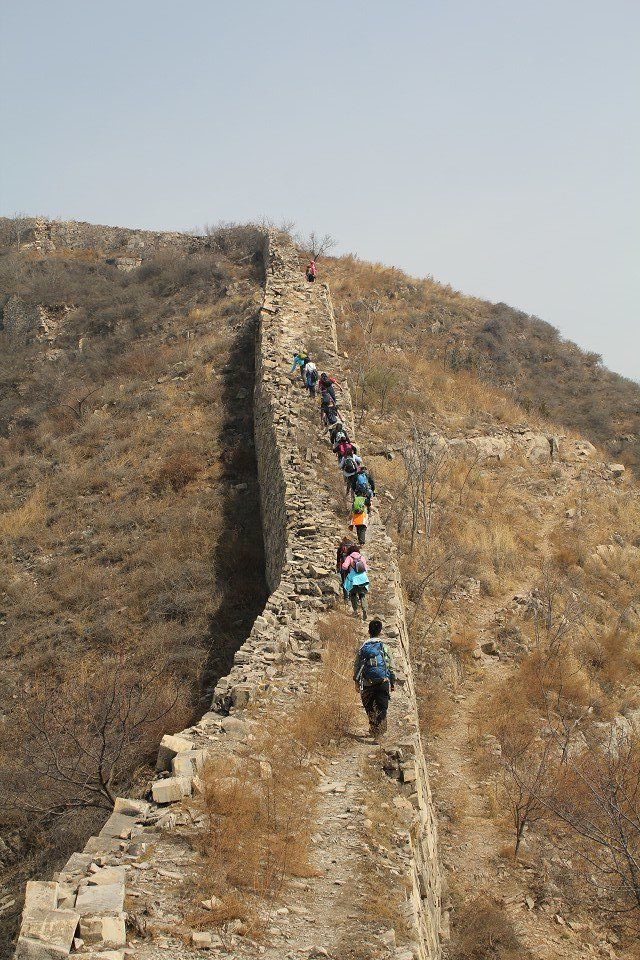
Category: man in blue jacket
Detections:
[{"x1": 353, "y1": 619, "x2": 396, "y2": 737}]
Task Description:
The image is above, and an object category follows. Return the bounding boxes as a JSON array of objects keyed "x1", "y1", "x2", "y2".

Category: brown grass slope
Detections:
[
  {"x1": 325, "y1": 254, "x2": 640, "y2": 470},
  {"x1": 327, "y1": 254, "x2": 640, "y2": 958},
  {"x1": 0, "y1": 224, "x2": 269, "y2": 953}
]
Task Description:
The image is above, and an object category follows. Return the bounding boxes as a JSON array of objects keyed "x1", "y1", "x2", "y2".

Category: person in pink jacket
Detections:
[
  {"x1": 306, "y1": 259, "x2": 317, "y2": 282},
  {"x1": 341, "y1": 550, "x2": 370, "y2": 619}
]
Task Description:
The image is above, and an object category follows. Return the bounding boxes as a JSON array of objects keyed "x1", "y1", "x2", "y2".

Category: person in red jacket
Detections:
[{"x1": 306, "y1": 259, "x2": 317, "y2": 282}]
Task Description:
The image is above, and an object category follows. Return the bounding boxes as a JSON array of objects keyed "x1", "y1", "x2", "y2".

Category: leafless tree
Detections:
[
  {"x1": 400, "y1": 423, "x2": 451, "y2": 553},
  {"x1": 545, "y1": 728, "x2": 640, "y2": 932},
  {"x1": 0, "y1": 658, "x2": 186, "y2": 824},
  {"x1": 299, "y1": 231, "x2": 336, "y2": 261}
]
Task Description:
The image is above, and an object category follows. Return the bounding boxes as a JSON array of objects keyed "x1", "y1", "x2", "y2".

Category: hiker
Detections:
[
  {"x1": 323, "y1": 404, "x2": 340, "y2": 428},
  {"x1": 319, "y1": 371, "x2": 338, "y2": 402},
  {"x1": 306, "y1": 259, "x2": 317, "y2": 282},
  {"x1": 353, "y1": 619, "x2": 396, "y2": 737},
  {"x1": 349, "y1": 493, "x2": 369, "y2": 545},
  {"x1": 320, "y1": 394, "x2": 339, "y2": 427},
  {"x1": 336, "y1": 536, "x2": 359, "y2": 583},
  {"x1": 290, "y1": 350, "x2": 310, "y2": 385},
  {"x1": 348, "y1": 465, "x2": 376, "y2": 510},
  {"x1": 341, "y1": 548, "x2": 370, "y2": 620},
  {"x1": 305, "y1": 361, "x2": 319, "y2": 397},
  {"x1": 329, "y1": 422, "x2": 346, "y2": 446},
  {"x1": 340, "y1": 450, "x2": 362, "y2": 485},
  {"x1": 334, "y1": 434, "x2": 355, "y2": 460}
]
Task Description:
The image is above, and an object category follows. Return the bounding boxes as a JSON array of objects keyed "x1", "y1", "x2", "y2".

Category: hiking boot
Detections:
[{"x1": 378, "y1": 718, "x2": 388, "y2": 736}]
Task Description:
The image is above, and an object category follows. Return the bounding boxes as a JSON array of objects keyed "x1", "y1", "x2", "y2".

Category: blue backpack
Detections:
[
  {"x1": 354, "y1": 472, "x2": 371, "y2": 497},
  {"x1": 356, "y1": 641, "x2": 389, "y2": 686}
]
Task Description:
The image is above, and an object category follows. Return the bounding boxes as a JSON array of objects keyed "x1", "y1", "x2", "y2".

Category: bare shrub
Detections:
[
  {"x1": 450, "y1": 895, "x2": 533, "y2": 960},
  {"x1": 153, "y1": 450, "x2": 201, "y2": 492},
  {"x1": 0, "y1": 658, "x2": 189, "y2": 823}
]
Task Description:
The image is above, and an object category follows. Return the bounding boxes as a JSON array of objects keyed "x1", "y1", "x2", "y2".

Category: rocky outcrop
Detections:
[{"x1": 13, "y1": 230, "x2": 441, "y2": 960}]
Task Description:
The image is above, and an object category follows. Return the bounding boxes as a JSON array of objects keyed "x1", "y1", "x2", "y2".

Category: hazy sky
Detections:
[{"x1": 2, "y1": 0, "x2": 638, "y2": 378}]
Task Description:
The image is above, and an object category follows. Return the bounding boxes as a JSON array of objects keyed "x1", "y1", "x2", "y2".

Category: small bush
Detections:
[
  {"x1": 153, "y1": 451, "x2": 201, "y2": 492},
  {"x1": 450, "y1": 896, "x2": 533, "y2": 959}
]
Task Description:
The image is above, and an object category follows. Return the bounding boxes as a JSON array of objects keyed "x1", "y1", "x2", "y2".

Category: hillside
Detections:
[
  {"x1": 326, "y1": 255, "x2": 640, "y2": 957},
  {"x1": 3, "y1": 220, "x2": 640, "y2": 960},
  {"x1": 0, "y1": 221, "x2": 269, "y2": 951},
  {"x1": 324, "y1": 254, "x2": 640, "y2": 471}
]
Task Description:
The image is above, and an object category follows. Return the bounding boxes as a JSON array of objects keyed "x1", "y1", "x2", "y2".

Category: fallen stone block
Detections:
[
  {"x1": 151, "y1": 776, "x2": 192, "y2": 804},
  {"x1": 23, "y1": 881, "x2": 58, "y2": 915},
  {"x1": 113, "y1": 797, "x2": 149, "y2": 816},
  {"x1": 75, "y1": 883, "x2": 124, "y2": 917},
  {"x1": 172, "y1": 748, "x2": 208, "y2": 778},
  {"x1": 191, "y1": 930, "x2": 213, "y2": 948},
  {"x1": 79, "y1": 914, "x2": 126, "y2": 948},
  {"x1": 156, "y1": 733, "x2": 193, "y2": 772},
  {"x1": 83, "y1": 867, "x2": 126, "y2": 887},
  {"x1": 17, "y1": 908, "x2": 80, "y2": 959}
]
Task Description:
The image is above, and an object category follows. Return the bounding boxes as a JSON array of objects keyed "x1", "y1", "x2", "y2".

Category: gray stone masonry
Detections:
[{"x1": 13, "y1": 228, "x2": 441, "y2": 960}]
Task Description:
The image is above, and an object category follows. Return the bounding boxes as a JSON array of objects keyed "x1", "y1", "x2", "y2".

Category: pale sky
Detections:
[{"x1": 1, "y1": 0, "x2": 638, "y2": 378}]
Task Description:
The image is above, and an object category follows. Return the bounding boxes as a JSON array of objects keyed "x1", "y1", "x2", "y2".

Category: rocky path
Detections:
[{"x1": 431, "y1": 501, "x2": 609, "y2": 960}]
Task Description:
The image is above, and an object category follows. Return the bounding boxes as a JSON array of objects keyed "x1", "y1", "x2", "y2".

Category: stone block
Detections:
[
  {"x1": 18, "y1": 908, "x2": 80, "y2": 958},
  {"x1": 84, "y1": 867, "x2": 126, "y2": 887},
  {"x1": 191, "y1": 930, "x2": 213, "y2": 948},
  {"x1": 24, "y1": 881, "x2": 58, "y2": 915},
  {"x1": 151, "y1": 776, "x2": 192, "y2": 804},
  {"x1": 113, "y1": 797, "x2": 149, "y2": 816},
  {"x1": 79, "y1": 914, "x2": 126, "y2": 948},
  {"x1": 156, "y1": 733, "x2": 193, "y2": 771},
  {"x1": 98, "y1": 813, "x2": 137, "y2": 840},
  {"x1": 75, "y1": 883, "x2": 124, "y2": 917}
]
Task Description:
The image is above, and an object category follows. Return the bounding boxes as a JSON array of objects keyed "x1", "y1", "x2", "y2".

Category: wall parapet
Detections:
[{"x1": 13, "y1": 228, "x2": 441, "y2": 960}]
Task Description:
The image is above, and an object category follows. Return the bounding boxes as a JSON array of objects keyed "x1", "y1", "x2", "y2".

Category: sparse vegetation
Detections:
[
  {"x1": 328, "y1": 252, "x2": 640, "y2": 951},
  {"x1": 0, "y1": 223, "x2": 268, "y2": 951}
]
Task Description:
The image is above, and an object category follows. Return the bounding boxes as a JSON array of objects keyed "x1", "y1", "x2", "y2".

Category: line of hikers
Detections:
[{"x1": 289, "y1": 345, "x2": 395, "y2": 739}]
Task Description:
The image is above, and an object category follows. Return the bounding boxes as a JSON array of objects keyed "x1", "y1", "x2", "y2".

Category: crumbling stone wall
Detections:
[
  {"x1": 0, "y1": 216, "x2": 208, "y2": 257},
  {"x1": 13, "y1": 229, "x2": 441, "y2": 960}
]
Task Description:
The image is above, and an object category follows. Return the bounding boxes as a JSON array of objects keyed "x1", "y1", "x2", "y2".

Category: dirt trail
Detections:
[{"x1": 430, "y1": 502, "x2": 601, "y2": 959}]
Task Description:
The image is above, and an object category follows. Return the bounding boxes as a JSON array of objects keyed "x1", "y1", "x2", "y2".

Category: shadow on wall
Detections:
[{"x1": 200, "y1": 311, "x2": 269, "y2": 699}]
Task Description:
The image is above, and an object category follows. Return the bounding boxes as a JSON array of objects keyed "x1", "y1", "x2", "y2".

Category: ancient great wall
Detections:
[{"x1": 13, "y1": 226, "x2": 442, "y2": 960}]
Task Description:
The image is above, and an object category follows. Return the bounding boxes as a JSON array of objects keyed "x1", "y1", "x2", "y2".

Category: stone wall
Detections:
[
  {"x1": 0, "y1": 217, "x2": 208, "y2": 257},
  {"x1": 13, "y1": 229, "x2": 441, "y2": 960}
]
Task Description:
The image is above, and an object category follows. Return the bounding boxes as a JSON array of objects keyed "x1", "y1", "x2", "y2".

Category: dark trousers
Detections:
[
  {"x1": 361, "y1": 681, "x2": 390, "y2": 728},
  {"x1": 355, "y1": 524, "x2": 366, "y2": 545}
]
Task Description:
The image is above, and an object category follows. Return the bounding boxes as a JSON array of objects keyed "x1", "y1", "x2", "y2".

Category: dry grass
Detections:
[
  {"x1": 449, "y1": 895, "x2": 534, "y2": 960},
  {"x1": 193, "y1": 613, "x2": 360, "y2": 930},
  {"x1": 0, "y1": 235, "x2": 267, "y2": 951}
]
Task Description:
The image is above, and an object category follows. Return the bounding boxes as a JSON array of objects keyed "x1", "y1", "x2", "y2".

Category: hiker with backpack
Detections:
[
  {"x1": 349, "y1": 493, "x2": 369, "y2": 545},
  {"x1": 304, "y1": 361, "x2": 319, "y2": 397},
  {"x1": 306, "y1": 259, "x2": 317, "y2": 282},
  {"x1": 341, "y1": 451, "x2": 362, "y2": 492},
  {"x1": 341, "y1": 548, "x2": 370, "y2": 620},
  {"x1": 353, "y1": 619, "x2": 396, "y2": 737},
  {"x1": 319, "y1": 371, "x2": 338, "y2": 403},
  {"x1": 336, "y1": 536, "x2": 359, "y2": 581},
  {"x1": 290, "y1": 350, "x2": 310, "y2": 385},
  {"x1": 349, "y1": 465, "x2": 375, "y2": 510},
  {"x1": 329, "y1": 423, "x2": 346, "y2": 447},
  {"x1": 334, "y1": 434, "x2": 355, "y2": 461},
  {"x1": 320, "y1": 394, "x2": 340, "y2": 428}
]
